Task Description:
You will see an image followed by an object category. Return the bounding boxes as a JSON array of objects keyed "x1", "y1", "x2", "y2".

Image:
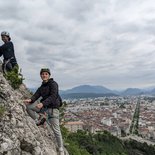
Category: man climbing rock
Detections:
[
  {"x1": 24, "y1": 68, "x2": 64, "y2": 155},
  {"x1": 0, "y1": 31, "x2": 18, "y2": 73}
]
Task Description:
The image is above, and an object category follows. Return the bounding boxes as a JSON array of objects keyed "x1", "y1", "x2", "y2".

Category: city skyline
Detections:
[{"x1": 0, "y1": 0, "x2": 155, "y2": 90}]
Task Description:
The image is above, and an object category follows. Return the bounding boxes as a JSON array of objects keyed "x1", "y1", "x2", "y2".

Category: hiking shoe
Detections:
[
  {"x1": 36, "y1": 114, "x2": 46, "y2": 126},
  {"x1": 36, "y1": 117, "x2": 46, "y2": 126}
]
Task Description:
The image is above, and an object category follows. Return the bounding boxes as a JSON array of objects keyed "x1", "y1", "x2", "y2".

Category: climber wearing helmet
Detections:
[
  {"x1": 24, "y1": 68, "x2": 64, "y2": 155},
  {"x1": 0, "y1": 31, "x2": 18, "y2": 73}
]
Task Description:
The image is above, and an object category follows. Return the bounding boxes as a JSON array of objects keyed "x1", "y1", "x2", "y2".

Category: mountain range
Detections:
[{"x1": 29, "y1": 84, "x2": 155, "y2": 99}]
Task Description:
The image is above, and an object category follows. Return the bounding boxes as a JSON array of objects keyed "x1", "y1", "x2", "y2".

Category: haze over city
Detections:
[{"x1": 0, "y1": 0, "x2": 155, "y2": 90}]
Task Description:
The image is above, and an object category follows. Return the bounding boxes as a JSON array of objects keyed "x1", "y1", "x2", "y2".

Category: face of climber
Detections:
[
  {"x1": 1, "y1": 35, "x2": 9, "y2": 43},
  {"x1": 40, "y1": 72, "x2": 50, "y2": 82}
]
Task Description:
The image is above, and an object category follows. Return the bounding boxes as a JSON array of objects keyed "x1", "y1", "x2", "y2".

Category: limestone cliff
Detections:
[{"x1": 0, "y1": 63, "x2": 68, "y2": 155}]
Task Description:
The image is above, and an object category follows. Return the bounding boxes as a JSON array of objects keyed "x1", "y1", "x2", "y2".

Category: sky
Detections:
[{"x1": 0, "y1": 0, "x2": 155, "y2": 90}]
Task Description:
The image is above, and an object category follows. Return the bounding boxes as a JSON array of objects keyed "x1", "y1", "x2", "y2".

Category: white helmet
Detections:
[{"x1": 1, "y1": 31, "x2": 10, "y2": 37}]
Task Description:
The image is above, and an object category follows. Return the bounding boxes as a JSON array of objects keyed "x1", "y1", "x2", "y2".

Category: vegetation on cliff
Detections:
[
  {"x1": 4, "y1": 65, "x2": 23, "y2": 89},
  {"x1": 61, "y1": 128, "x2": 155, "y2": 155}
]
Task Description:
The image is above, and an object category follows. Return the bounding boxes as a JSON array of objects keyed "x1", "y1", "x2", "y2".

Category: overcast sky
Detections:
[{"x1": 1, "y1": 0, "x2": 155, "y2": 90}]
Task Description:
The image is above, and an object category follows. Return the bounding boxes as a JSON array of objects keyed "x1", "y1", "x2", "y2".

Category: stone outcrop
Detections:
[{"x1": 0, "y1": 62, "x2": 68, "y2": 155}]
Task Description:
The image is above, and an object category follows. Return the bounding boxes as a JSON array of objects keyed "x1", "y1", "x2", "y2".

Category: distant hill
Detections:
[
  {"x1": 121, "y1": 88, "x2": 144, "y2": 96},
  {"x1": 60, "y1": 85, "x2": 118, "y2": 99},
  {"x1": 60, "y1": 85, "x2": 148, "y2": 98},
  {"x1": 61, "y1": 85, "x2": 113, "y2": 94},
  {"x1": 150, "y1": 88, "x2": 155, "y2": 95},
  {"x1": 29, "y1": 85, "x2": 155, "y2": 99}
]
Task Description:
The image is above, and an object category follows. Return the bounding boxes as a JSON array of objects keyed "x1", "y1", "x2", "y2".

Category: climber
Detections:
[
  {"x1": 24, "y1": 68, "x2": 64, "y2": 155},
  {"x1": 0, "y1": 31, "x2": 18, "y2": 74}
]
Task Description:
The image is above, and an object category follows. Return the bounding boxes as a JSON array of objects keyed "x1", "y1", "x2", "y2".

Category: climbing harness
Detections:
[{"x1": 2, "y1": 57, "x2": 14, "y2": 74}]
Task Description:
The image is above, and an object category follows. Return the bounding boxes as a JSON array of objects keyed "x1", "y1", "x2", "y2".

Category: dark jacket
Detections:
[
  {"x1": 30, "y1": 78, "x2": 61, "y2": 109},
  {"x1": 0, "y1": 41, "x2": 17, "y2": 65}
]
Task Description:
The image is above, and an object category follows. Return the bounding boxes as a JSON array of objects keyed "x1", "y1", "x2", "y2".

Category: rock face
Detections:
[{"x1": 0, "y1": 63, "x2": 68, "y2": 155}]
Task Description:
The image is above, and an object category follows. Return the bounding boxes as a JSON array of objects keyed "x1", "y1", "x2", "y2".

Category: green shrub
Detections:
[
  {"x1": 0, "y1": 105, "x2": 6, "y2": 117},
  {"x1": 4, "y1": 65, "x2": 23, "y2": 89}
]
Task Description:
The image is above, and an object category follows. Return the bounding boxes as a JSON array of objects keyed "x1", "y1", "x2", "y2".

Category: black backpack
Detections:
[
  {"x1": 49, "y1": 80, "x2": 63, "y2": 108},
  {"x1": 58, "y1": 95, "x2": 63, "y2": 107}
]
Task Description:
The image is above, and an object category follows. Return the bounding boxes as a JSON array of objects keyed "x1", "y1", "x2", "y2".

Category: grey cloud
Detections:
[{"x1": 48, "y1": 0, "x2": 98, "y2": 22}]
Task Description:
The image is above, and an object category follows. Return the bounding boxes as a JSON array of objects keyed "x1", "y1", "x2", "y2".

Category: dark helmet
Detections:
[{"x1": 40, "y1": 68, "x2": 51, "y2": 75}]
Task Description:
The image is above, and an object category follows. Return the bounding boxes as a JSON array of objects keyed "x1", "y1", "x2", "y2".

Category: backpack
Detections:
[
  {"x1": 49, "y1": 80, "x2": 63, "y2": 108},
  {"x1": 58, "y1": 94, "x2": 63, "y2": 107}
]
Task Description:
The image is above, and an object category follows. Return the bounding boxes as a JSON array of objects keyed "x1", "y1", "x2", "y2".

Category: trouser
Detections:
[
  {"x1": 2, "y1": 61, "x2": 13, "y2": 72},
  {"x1": 26, "y1": 102, "x2": 63, "y2": 148},
  {"x1": 2, "y1": 59, "x2": 18, "y2": 73}
]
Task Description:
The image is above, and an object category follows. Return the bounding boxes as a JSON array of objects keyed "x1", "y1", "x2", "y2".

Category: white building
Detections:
[{"x1": 101, "y1": 118, "x2": 112, "y2": 126}]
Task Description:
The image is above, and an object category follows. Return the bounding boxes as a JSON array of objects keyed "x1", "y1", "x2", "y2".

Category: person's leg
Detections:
[
  {"x1": 2, "y1": 62, "x2": 5, "y2": 74},
  {"x1": 26, "y1": 102, "x2": 40, "y2": 120},
  {"x1": 48, "y1": 109, "x2": 64, "y2": 153},
  {"x1": 6, "y1": 62, "x2": 13, "y2": 72}
]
